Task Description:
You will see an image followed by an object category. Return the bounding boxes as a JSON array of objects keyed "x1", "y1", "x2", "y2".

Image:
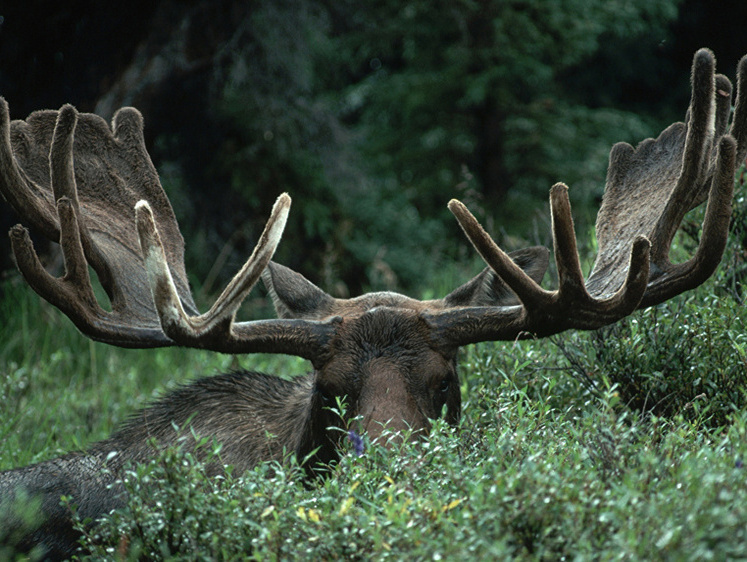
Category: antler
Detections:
[
  {"x1": 1, "y1": 101, "x2": 195, "y2": 346},
  {"x1": 1, "y1": 100, "x2": 334, "y2": 360},
  {"x1": 136, "y1": 193, "x2": 338, "y2": 358},
  {"x1": 430, "y1": 49, "x2": 746, "y2": 345}
]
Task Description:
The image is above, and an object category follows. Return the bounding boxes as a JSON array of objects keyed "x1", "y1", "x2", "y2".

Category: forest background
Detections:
[{"x1": 2, "y1": 0, "x2": 747, "y2": 300}]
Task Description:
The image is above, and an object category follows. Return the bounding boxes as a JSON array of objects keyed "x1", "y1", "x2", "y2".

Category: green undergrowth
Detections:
[
  {"x1": 2, "y1": 175, "x2": 747, "y2": 559},
  {"x1": 0, "y1": 279, "x2": 307, "y2": 471},
  {"x1": 67, "y1": 398, "x2": 747, "y2": 561},
  {"x1": 2, "y1": 270, "x2": 747, "y2": 559}
]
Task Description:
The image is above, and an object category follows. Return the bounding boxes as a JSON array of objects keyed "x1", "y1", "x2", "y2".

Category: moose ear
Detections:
[
  {"x1": 262, "y1": 262, "x2": 336, "y2": 319},
  {"x1": 442, "y1": 246, "x2": 550, "y2": 307}
]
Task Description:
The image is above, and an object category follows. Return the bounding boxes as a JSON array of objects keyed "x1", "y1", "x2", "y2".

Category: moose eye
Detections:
[
  {"x1": 439, "y1": 377, "x2": 450, "y2": 393},
  {"x1": 316, "y1": 385, "x2": 332, "y2": 404}
]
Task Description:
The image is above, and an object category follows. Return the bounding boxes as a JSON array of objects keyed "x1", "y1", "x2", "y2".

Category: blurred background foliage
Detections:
[{"x1": 1, "y1": 0, "x2": 746, "y2": 303}]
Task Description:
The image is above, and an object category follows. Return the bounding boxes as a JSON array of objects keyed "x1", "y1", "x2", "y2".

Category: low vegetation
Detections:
[{"x1": 2, "y1": 175, "x2": 747, "y2": 560}]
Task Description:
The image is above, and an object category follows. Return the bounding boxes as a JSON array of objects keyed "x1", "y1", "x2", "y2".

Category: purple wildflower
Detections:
[
  {"x1": 737, "y1": 458, "x2": 744, "y2": 469},
  {"x1": 347, "y1": 429, "x2": 365, "y2": 456}
]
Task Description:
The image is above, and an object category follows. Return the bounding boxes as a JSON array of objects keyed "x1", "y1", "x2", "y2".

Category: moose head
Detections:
[{"x1": 1, "y1": 48, "x2": 746, "y2": 558}]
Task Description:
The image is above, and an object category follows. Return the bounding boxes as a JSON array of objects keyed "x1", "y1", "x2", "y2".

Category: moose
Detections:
[{"x1": 1, "y1": 48, "x2": 746, "y2": 558}]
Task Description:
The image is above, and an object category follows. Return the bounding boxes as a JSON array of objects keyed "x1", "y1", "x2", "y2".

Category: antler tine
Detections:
[
  {"x1": 714, "y1": 74, "x2": 732, "y2": 139},
  {"x1": 641, "y1": 134, "x2": 735, "y2": 307},
  {"x1": 549, "y1": 183, "x2": 587, "y2": 300},
  {"x1": 650, "y1": 48, "x2": 717, "y2": 261},
  {"x1": 731, "y1": 54, "x2": 747, "y2": 166},
  {"x1": 447, "y1": 199, "x2": 550, "y2": 309},
  {"x1": 0, "y1": 98, "x2": 59, "y2": 240},
  {"x1": 135, "y1": 200, "x2": 188, "y2": 333},
  {"x1": 204, "y1": 194, "x2": 291, "y2": 322},
  {"x1": 55, "y1": 197, "x2": 97, "y2": 305},
  {"x1": 46, "y1": 106, "x2": 104, "y2": 305},
  {"x1": 50, "y1": 105, "x2": 79, "y2": 204},
  {"x1": 137, "y1": 193, "x2": 292, "y2": 348},
  {"x1": 9, "y1": 194, "x2": 108, "y2": 322}
]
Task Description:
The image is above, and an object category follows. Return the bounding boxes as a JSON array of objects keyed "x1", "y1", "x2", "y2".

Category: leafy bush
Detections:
[
  {"x1": 545, "y1": 170, "x2": 747, "y2": 426},
  {"x1": 74, "y1": 439, "x2": 306, "y2": 559},
  {"x1": 72, "y1": 383, "x2": 747, "y2": 560},
  {"x1": 553, "y1": 294, "x2": 747, "y2": 426}
]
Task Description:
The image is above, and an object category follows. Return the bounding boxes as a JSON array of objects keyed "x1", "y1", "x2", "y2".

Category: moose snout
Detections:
[{"x1": 355, "y1": 365, "x2": 432, "y2": 447}]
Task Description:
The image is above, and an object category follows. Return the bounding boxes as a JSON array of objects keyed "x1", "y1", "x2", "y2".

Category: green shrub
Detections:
[
  {"x1": 553, "y1": 294, "x2": 747, "y2": 426},
  {"x1": 544, "y1": 172, "x2": 747, "y2": 427},
  {"x1": 70, "y1": 385, "x2": 747, "y2": 560}
]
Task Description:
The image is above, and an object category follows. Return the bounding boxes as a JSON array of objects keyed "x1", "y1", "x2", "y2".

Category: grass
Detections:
[
  {"x1": 2, "y1": 180, "x2": 747, "y2": 559},
  {"x1": 0, "y1": 279, "x2": 307, "y2": 470}
]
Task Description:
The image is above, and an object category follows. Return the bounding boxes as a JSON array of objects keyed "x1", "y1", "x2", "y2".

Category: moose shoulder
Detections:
[{"x1": 1, "y1": 48, "x2": 746, "y2": 559}]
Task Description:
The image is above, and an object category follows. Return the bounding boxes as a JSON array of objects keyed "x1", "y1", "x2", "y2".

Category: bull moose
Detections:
[{"x1": 1, "y1": 48, "x2": 746, "y2": 559}]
